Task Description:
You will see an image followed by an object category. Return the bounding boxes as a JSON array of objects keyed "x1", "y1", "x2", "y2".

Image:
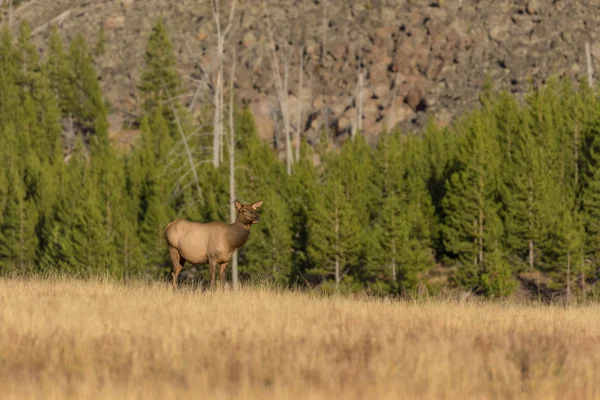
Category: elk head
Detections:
[{"x1": 235, "y1": 200, "x2": 263, "y2": 225}]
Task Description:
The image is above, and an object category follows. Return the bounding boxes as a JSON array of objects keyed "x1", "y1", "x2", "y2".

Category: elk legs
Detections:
[
  {"x1": 209, "y1": 260, "x2": 217, "y2": 289},
  {"x1": 168, "y1": 246, "x2": 184, "y2": 289},
  {"x1": 219, "y1": 262, "x2": 228, "y2": 287}
]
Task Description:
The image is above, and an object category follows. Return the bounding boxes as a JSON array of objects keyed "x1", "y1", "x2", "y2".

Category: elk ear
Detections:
[
  {"x1": 251, "y1": 200, "x2": 263, "y2": 210},
  {"x1": 235, "y1": 200, "x2": 242, "y2": 211}
]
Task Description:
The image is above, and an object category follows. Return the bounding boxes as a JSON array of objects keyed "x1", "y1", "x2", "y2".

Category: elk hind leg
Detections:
[
  {"x1": 219, "y1": 262, "x2": 228, "y2": 288},
  {"x1": 169, "y1": 246, "x2": 185, "y2": 289},
  {"x1": 209, "y1": 260, "x2": 217, "y2": 289}
]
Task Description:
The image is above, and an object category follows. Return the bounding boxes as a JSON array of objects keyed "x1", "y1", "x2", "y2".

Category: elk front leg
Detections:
[
  {"x1": 209, "y1": 260, "x2": 217, "y2": 289},
  {"x1": 219, "y1": 262, "x2": 228, "y2": 287}
]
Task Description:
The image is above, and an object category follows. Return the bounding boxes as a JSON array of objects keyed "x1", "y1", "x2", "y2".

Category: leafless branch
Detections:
[{"x1": 164, "y1": 82, "x2": 204, "y2": 205}]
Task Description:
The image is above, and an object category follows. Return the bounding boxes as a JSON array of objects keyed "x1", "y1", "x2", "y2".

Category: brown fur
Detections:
[{"x1": 164, "y1": 200, "x2": 263, "y2": 288}]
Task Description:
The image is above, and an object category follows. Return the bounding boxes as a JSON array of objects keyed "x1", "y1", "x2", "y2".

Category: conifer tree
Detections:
[
  {"x1": 442, "y1": 110, "x2": 514, "y2": 294},
  {"x1": 582, "y1": 109, "x2": 600, "y2": 280},
  {"x1": 139, "y1": 18, "x2": 181, "y2": 124},
  {"x1": 16, "y1": 20, "x2": 40, "y2": 92},
  {"x1": 307, "y1": 177, "x2": 361, "y2": 289},
  {"x1": 69, "y1": 34, "x2": 107, "y2": 139},
  {"x1": 241, "y1": 190, "x2": 292, "y2": 282},
  {"x1": 133, "y1": 116, "x2": 171, "y2": 266},
  {"x1": 0, "y1": 27, "x2": 20, "y2": 131},
  {"x1": 235, "y1": 108, "x2": 291, "y2": 279},
  {"x1": 46, "y1": 25, "x2": 73, "y2": 115},
  {"x1": 286, "y1": 140, "x2": 320, "y2": 283},
  {"x1": 0, "y1": 168, "x2": 38, "y2": 268}
]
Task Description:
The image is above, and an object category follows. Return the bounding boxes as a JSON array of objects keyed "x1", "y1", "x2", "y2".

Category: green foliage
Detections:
[
  {"x1": 4, "y1": 19, "x2": 600, "y2": 299},
  {"x1": 94, "y1": 26, "x2": 106, "y2": 57},
  {"x1": 138, "y1": 18, "x2": 181, "y2": 128}
]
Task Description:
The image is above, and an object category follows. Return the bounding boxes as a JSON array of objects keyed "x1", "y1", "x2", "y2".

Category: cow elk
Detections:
[{"x1": 164, "y1": 200, "x2": 263, "y2": 289}]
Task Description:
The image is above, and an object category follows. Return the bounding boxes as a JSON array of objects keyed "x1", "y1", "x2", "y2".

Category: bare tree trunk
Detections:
[
  {"x1": 586, "y1": 41, "x2": 594, "y2": 87},
  {"x1": 529, "y1": 239, "x2": 534, "y2": 270},
  {"x1": 229, "y1": 49, "x2": 239, "y2": 290},
  {"x1": 220, "y1": 72, "x2": 225, "y2": 163},
  {"x1": 165, "y1": 85, "x2": 204, "y2": 204},
  {"x1": 19, "y1": 195, "x2": 23, "y2": 268},
  {"x1": 391, "y1": 240, "x2": 396, "y2": 282},
  {"x1": 211, "y1": 0, "x2": 237, "y2": 168},
  {"x1": 387, "y1": 73, "x2": 400, "y2": 133},
  {"x1": 567, "y1": 251, "x2": 572, "y2": 301},
  {"x1": 320, "y1": 1, "x2": 328, "y2": 65},
  {"x1": 334, "y1": 204, "x2": 340, "y2": 289},
  {"x1": 124, "y1": 230, "x2": 129, "y2": 271},
  {"x1": 478, "y1": 208, "x2": 484, "y2": 265},
  {"x1": 283, "y1": 51, "x2": 292, "y2": 175},
  {"x1": 212, "y1": 67, "x2": 222, "y2": 167},
  {"x1": 266, "y1": 16, "x2": 293, "y2": 175},
  {"x1": 528, "y1": 173, "x2": 534, "y2": 270},
  {"x1": 574, "y1": 126, "x2": 580, "y2": 188},
  {"x1": 537, "y1": 270, "x2": 541, "y2": 302},
  {"x1": 295, "y1": 46, "x2": 304, "y2": 162},
  {"x1": 355, "y1": 68, "x2": 364, "y2": 138}
]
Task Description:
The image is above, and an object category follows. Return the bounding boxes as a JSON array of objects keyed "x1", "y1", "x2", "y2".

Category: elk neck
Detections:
[{"x1": 226, "y1": 218, "x2": 252, "y2": 249}]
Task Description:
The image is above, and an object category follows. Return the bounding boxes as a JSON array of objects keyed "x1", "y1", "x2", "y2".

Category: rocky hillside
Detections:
[{"x1": 9, "y1": 0, "x2": 600, "y2": 150}]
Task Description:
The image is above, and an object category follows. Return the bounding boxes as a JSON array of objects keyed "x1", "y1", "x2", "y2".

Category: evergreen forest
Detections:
[{"x1": 2, "y1": 20, "x2": 600, "y2": 299}]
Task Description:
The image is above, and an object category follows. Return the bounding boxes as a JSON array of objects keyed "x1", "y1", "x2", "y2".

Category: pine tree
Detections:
[
  {"x1": 234, "y1": 108, "x2": 291, "y2": 279},
  {"x1": 46, "y1": 25, "x2": 73, "y2": 115},
  {"x1": 138, "y1": 18, "x2": 181, "y2": 125},
  {"x1": 133, "y1": 116, "x2": 171, "y2": 267},
  {"x1": 0, "y1": 27, "x2": 20, "y2": 132},
  {"x1": 582, "y1": 107, "x2": 600, "y2": 281},
  {"x1": 69, "y1": 34, "x2": 107, "y2": 139},
  {"x1": 500, "y1": 101, "x2": 548, "y2": 277},
  {"x1": 307, "y1": 177, "x2": 361, "y2": 289},
  {"x1": 16, "y1": 20, "x2": 40, "y2": 92},
  {"x1": 241, "y1": 189, "x2": 293, "y2": 282},
  {"x1": 441, "y1": 109, "x2": 514, "y2": 294},
  {"x1": 0, "y1": 168, "x2": 39, "y2": 268},
  {"x1": 286, "y1": 140, "x2": 320, "y2": 284}
]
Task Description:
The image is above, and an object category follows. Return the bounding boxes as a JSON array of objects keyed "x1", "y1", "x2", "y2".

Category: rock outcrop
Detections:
[{"x1": 10, "y1": 0, "x2": 600, "y2": 152}]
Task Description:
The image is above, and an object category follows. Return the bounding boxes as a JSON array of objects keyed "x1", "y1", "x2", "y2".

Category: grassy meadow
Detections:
[{"x1": 1, "y1": 277, "x2": 599, "y2": 399}]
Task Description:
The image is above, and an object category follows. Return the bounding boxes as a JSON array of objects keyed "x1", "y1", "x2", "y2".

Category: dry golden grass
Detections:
[{"x1": 1, "y1": 277, "x2": 600, "y2": 400}]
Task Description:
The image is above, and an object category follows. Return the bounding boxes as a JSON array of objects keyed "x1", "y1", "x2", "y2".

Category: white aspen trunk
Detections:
[
  {"x1": 106, "y1": 186, "x2": 112, "y2": 243},
  {"x1": 356, "y1": 68, "x2": 364, "y2": 138},
  {"x1": 391, "y1": 240, "x2": 396, "y2": 282},
  {"x1": 211, "y1": 0, "x2": 236, "y2": 168},
  {"x1": 478, "y1": 208, "x2": 484, "y2": 265},
  {"x1": 320, "y1": 2, "x2": 328, "y2": 64},
  {"x1": 283, "y1": 52, "x2": 292, "y2": 176},
  {"x1": 586, "y1": 42, "x2": 594, "y2": 87},
  {"x1": 295, "y1": 47, "x2": 303, "y2": 162},
  {"x1": 536, "y1": 269, "x2": 541, "y2": 302},
  {"x1": 574, "y1": 125, "x2": 579, "y2": 187},
  {"x1": 567, "y1": 251, "x2": 572, "y2": 301},
  {"x1": 229, "y1": 50, "x2": 239, "y2": 290},
  {"x1": 212, "y1": 60, "x2": 222, "y2": 167},
  {"x1": 334, "y1": 204, "x2": 340, "y2": 289},
  {"x1": 124, "y1": 230, "x2": 129, "y2": 270},
  {"x1": 387, "y1": 72, "x2": 400, "y2": 133},
  {"x1": 266, "y1": 17, "x2": 293, "y2": 175},
  {"x1": 19, "y1": 195, "x2": 23, "y2": 268},
  {"x1": 220, "y1": 70, "x2": 225, "y2": 163},
  {"x1": 528, "y1": 173, "x2": 534, "y2": 270}
]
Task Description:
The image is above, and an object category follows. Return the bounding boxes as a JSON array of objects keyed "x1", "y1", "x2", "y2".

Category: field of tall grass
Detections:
[{"x1": 1, "y1": 277, "x2": 599, "y2": 399}]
